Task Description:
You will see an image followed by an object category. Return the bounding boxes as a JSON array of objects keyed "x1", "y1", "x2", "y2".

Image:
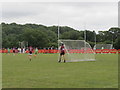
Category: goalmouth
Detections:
[{"x1": 58, "y1": 39, "x2": 96, "y2": 62}]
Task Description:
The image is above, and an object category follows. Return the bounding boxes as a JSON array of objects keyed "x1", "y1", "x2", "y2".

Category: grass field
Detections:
[{"x1": 2, "y1": 53, "x2": 118, "y2": 88}]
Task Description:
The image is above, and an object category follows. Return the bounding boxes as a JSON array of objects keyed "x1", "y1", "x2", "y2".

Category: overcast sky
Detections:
[{"x1": 1, "y1": 1, "x2": 118, "y2": 32}]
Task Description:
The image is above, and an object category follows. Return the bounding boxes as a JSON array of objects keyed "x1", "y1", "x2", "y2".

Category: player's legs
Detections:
[
  {"x1": 58, "y1": 53, "x2": 62, "y2": 62},
  {"x1": 8, "y1": 51, "x2": 10, "y2": 55},
  {"x1": 59, "y1": 52, "x2": 66, "y2": 63},
  {"x1": 28, "y1": 55, "x2": 32, "y2": 61},
  {"x1": 13, "y1": 50, "x2": 15, "y2": 56},
  {"x1": 63, "y1": 53, "x2": 66, "y2": 63},
  {"x1": 28, "y1": 51, "x2": 32, "y2": 61},
  {"x1": 34, "y1": 52, "x2": 37, "y2": 58},
  {"x1": 58, "y1": 55, "x2": 61, "y2": 62}
]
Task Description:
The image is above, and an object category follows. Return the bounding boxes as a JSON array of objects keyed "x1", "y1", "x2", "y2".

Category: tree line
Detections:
[{"x1": 1, "y1": 22, "x2": 120, "y2": 49}]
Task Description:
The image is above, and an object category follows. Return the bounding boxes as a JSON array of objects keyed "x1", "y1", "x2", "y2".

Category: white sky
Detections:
[{"x1": 1, "y1": 0, "x2": 119, "y2": 32}]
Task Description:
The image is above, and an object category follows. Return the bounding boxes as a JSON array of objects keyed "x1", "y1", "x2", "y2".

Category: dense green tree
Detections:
[
  {"x1": 86, "y1": 30, "x2": 95, "y2": 42},
  {"x1": 1, "y1": 23, "x2": 120, "y2": 49},
  {"x1": 114, "y1": 37, "x2": 120, "y2": 49},
  {"x1": 23, "y1": 29, "x2": 49, "y2": 48}
]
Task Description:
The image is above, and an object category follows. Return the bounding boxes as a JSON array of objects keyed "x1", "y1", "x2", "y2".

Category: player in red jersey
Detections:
[
  {"x1": 13, "y1": 47, "x2": 16, "y2": 56},
  {"x1": 58, "y1": 43, "x2": 66, "y2": 63},
  {"x1": 28, "y1": 46, "x2": 33, "y2": 61}
]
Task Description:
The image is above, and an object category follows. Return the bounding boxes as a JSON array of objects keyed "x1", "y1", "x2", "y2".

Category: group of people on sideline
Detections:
[
  {"x1": 1, "y1": 47, "x2": 58, "y2": 54},
  {"x1": 2, "y1": 44, "x2": 66, "y2": 62}
]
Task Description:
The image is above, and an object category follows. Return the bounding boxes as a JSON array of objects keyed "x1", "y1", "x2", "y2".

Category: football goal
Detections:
[
  {"x1": 93, "y1": 44, "x2": 113, "y2": 50},
  {"x1": 58, "y1": 40, "x2": 95, "y2": 62}
]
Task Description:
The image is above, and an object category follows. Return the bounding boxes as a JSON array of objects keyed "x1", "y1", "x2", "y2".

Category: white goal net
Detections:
[
  {"x1": 93, "y1": 44, "x2": 113, "y2": 50},
  {"x1": 58, "y1": 40, "x2": 95, "y2": 62}
]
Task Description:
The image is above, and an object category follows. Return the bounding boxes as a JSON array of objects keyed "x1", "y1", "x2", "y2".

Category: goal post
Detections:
[{"x1": 58, "y1": 40, "x2": 95, "y2": 62}]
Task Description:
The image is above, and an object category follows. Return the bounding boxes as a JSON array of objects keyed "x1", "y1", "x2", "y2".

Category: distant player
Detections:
[
  {"x1": 28, "y1": 46, "x2": 33, "y2": 61},
  {"x1": 13, "y1": 47, "x2": 16, "y2": 56},
  {"x1": 7, "y1": 48, "x2": 10, "y2": 55},
  {"x1": 34, "y1": 47, "x2": 38, "y2": 58},
  {"x1": 58, "y1": 43, "x2": 66, "y2": 63}
]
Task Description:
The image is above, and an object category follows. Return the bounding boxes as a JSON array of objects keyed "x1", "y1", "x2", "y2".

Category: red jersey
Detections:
[{"x1": 60, "y1": 45, "x2": 65, "y2": 53}]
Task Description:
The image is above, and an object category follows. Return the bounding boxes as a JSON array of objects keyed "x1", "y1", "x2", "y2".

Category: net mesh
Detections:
[
  {"x1": 58, "y1": 40, "x2": 95, "y2": 62},
  {"x1": 93, "y1": 44, "x2": 113, "y2": 49}
]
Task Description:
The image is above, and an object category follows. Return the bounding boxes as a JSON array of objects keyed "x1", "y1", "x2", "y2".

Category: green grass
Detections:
[{"x1": 2, "y1": 53, "x2": 118, "y2": 88}]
